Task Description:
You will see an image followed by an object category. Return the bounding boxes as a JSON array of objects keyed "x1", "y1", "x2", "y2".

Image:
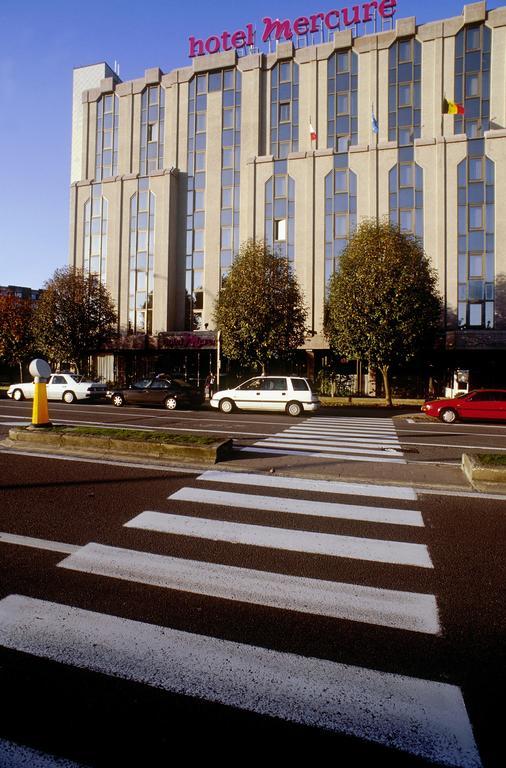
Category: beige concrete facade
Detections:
[{"x1": 69, "y1": 3, "x2": 506, "y2": 357}]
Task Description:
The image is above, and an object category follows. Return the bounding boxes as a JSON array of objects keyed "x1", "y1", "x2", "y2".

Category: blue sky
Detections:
[{"x1": 0, "y1": 0, "x2": 502, "y2": 289}]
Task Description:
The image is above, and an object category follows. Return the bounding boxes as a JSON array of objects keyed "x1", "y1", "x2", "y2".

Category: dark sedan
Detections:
[
  {"x1": 107, "y1": 377, "x2": 204, "y2": 410},
  {"x1": 421, "y1": 389, "x2": 506, "y2": 423}
]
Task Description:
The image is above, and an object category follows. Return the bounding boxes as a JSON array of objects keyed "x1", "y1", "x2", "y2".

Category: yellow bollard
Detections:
[{"x1": 29, "y1": 359, "x2": 52, "y2": 429}]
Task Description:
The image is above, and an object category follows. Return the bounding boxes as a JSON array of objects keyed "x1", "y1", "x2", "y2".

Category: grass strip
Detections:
[
  {"x1": 474, "y1": 453, "x2": 506, "y2": 467},
  {"x1": 19, "y1": 425, "x2": 219, "y2": 446}
]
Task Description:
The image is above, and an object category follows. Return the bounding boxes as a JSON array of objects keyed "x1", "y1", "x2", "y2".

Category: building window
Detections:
[
  {"x1": 454, "y1": 24, "x2": 491, "y2": 138},
  {"x1": 389, "y1": 150, "x2": 423, "y2": 241},
  {"x1": 186, "y1": 75, "x2": 207, "y2": 329},
  {"x1": 83, "y1": 184, "x2": 108, "y2": 283},
  {"x1": 324, "y1": 155, "x2": 357, "y2": 288},
  {"x1": 327, "y1": 50, "x2": 358, "y2": 152},
  {"x1": 270, "y1": 61, "x2": 299, "y2": 159},
  {"x1": 129, "y1": 178, "x2": 155, "y2": 333},
  {"x1": 95, "y1": 95, "x2": 119, "y2": 180},
  {"x1": 220, "y1": 68, "x2": 241, "y2": 286},
  {"x1": 140, "y1": 85, "x2": 165, "y2": 174},
  {"x1": 457, "y1": 146, "x2": 494, "y2": 328},
  {"x1": 265, "y1": 160, "x2": 295, "y2": 262},
  {"x1": 388, "y1": 38, "x2": 421, "y2": 145}
]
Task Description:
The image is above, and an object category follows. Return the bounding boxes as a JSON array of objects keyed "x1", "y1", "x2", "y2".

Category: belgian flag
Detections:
[{"x1": 443, "y1": 98, "x2": 465, "y2": 115}]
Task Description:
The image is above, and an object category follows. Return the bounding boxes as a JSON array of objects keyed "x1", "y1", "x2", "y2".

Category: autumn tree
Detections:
[
  {"x1": 32, "y1": 267, "x2": 117, "y2": 373},
  {"x1": 325, "y1": 219, "x2": 442, "y2": 406},
  {"x1": 0, "y1": 294, "x2": 35, "y2": 380},
  {"x1": 213, "y1": 239, "x2": 307, "y2": 374}
]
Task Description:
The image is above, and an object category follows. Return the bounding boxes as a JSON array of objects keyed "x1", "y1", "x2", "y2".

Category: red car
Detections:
[{"x1": 421, "y1": 389, "x2": 506, "y2": 423}]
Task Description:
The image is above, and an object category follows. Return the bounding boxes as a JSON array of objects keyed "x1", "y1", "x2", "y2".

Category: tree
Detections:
[
  {"x1": 213, "y1": 239, "x2": 307, "y2": 374},
  {"x1": 0, "y1": 294, "x2": 35, "y2": 380},
  {"x1": 32, "y1": 267, "x2": 117, "y2": 373},
  {"x1": 325, "y1": 219, "x2": 442, "y2": 406}
]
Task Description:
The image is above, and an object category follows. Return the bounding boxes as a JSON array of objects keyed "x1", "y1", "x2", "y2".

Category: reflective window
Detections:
[
  {"x1": 140, "y1": 86, "x2": 165, "y2": 174},
  {"x1": 270, "y1": 61, "x2": 299, "y2": 158},
  {"x1": 95, "y1": 94, "x2": 119, "y2": 180},
  {"x1": 388, "y1": 38, "x2": 421, "y2": 145},
  {"x1": 324, "y1": 155, "x2": 357, "y2": 288},
  {"x1": 220, "y1": 69, "x2": 241, "y2": 287},
  {"x1": 83, "y1": 185, "x2": 108, "y2": 283},
  {"x1": 265, "y1": 161, "x2": 295, "y2": 263},
  {"x1": 129, "y1": 178, "x2": 155, "y2": 334},
  {"x1": 454, "y1": 24, "x2": 491, "y2": 137},
  {"x1": 457, "y1": 152, "x2": 495, "y2": 328},
  {"x1": 389, "y1": 156, "x2": 423, "y2": 241},
  {"x1": 327, "y1": 50, "x2": 358, "y2": 151}
]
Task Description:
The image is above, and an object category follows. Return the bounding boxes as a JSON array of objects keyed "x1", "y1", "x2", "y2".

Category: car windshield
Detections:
[
  {"x1": 69, "y1": 374, "x2": 83, "y2": 383},
  {"x1": 132, "y1": 379, "x2": 151, "y2": 389}
]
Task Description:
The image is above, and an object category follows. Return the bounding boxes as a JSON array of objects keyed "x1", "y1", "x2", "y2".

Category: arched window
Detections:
[
  {"x1": 265, "y1": 160, "x2": 295, "y2": 263},
  {"x1": 83, "y1": 185, "x2": 108, "y2": 283},
  {"x1": 327, "y1": 50, "x2": 358, "y2": 152},
  {"x1": 129, "y1": 179, "x2": 155, "y2": 333},
  {"x1": 389, "y1": 160, "x2": 423, "y2": 240},
  {"x1": 324, "y1": 158, "x2": 357, "y2": 287}
]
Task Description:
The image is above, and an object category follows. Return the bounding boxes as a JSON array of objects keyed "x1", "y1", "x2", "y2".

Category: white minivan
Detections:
[{"x1": 210, "y1": 376, "x2": 320, "y2": 417}]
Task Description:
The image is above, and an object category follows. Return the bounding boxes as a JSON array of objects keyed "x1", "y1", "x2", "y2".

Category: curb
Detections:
[
  {"x1": 462, "y1": 453, "x2": 506, "y2": 493},
  {"x1": 7, "y1": 428, "x2": 232, "y2": 465}
]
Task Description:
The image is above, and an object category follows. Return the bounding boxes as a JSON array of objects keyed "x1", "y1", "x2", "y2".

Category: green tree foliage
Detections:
[
  {"x1": 325, "y1": 219, "x2": 442, "y2": 406},
  {"x1": 32, "y1": 267, "x2": 117, "y2": 372},
  {"x1": 0, "y1": 294, "x2": 34, "y2": 380},
  {"x1": 213, "y1": 239, "x2": 307, "y2": 374}
]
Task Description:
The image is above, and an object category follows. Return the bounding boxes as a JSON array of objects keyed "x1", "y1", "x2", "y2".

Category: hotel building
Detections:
[{"x1": 69, "y1": 2, "x2": 506, "y2": 390}]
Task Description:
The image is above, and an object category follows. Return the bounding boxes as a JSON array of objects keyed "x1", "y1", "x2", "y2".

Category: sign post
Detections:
[{"x1": 28, "y1": 359, "x2": 52, "y2": 429}]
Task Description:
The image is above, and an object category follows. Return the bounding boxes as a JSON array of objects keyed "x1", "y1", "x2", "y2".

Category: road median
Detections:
[
  {"x1": 7, "y1": 426, "x2": 232, "y2": 465},
  {"x1": 462, "y1": 452, "x2": 506, "y2": 493}
]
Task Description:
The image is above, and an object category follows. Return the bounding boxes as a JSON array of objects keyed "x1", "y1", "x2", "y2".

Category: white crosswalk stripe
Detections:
[
  {"x1": 0, "y1": 469, "x2": 482, "y2": 765},
  {"x1": 241, "y1": 415, "x2": 407, "y2": 463},
  {"x1": 0, "y1": 595, "x2": 481, "y2": 768}
]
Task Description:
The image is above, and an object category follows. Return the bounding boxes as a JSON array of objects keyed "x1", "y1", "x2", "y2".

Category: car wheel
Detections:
[
  {"x1": 164, "y1": 397, "x2": 178, "y2": 410},
  {"x1": 287, "y1": 401, "x2": 302, "y2": 417},
  {"x1": 12, "y1": 389, "x2": 24, "y2": 401},
  {"x1": 111, "y1": 393, "x2": 124, "y2": 407},
  {"x1": 219, "y1": 398, "x2": 234, "y2": 414},
  {"x1": 440, "y1": 408, "x2": 458, "y2": 424},
  {"x1": 63, "y1": 391, "x2": 76, "y2": 404}
]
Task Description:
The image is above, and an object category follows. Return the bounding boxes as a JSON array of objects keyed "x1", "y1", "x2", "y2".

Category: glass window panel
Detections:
[
  {"x1": 337, "y1": 94, "x2": 349, "y2": 114},
  {"x1": 468, "y1": 230, "x2": 484, "y2": 251},
  {"x1": 399, "y1": 164, "x2": 413, "y2": 186},
  {"x1": 398, "y1": 84, "x2": 411, "y2": 106},
  {"x1": 335, "y1": 215, "x2": 347, "y2": 236},
  {"x1": 334, "y1": 171, "x2": 347, "y2": 192},
  {"x1": 468, "y1": 183, "x2": 484, "y2": 204},
  {"x1": 469, "y1": 206, "x2": 483, "y2": 229},
  {"x1": 208, "y1": 72, "x2": 221, "y2": 91},
  {"x1": 399, "y1": 188, "x2": 414, "y2": 207},
  {"x1": 485, "y1": 302, "x2": 494, "y2": 328},
  {"x1": 470, "y1": 255, "x2": 483, "y2": 276},
  {"x1": 468, "y1": 280, "x2": 484, "y2": 300},
  {"x1": 400, "y1": 210, "x2": 412, "y2": 231},
  {"x1": 466, "y1": 74, "x2": 479, "y2": 98},
  {"x1": 469, "y1": 303, "x2": 482, "y2": 326},
  {"x1": 279, "y1": 102, "x2": 290, "y2": 122},
  {"x1": 467, "y1": 27, "x2": 480, "y2": 50},
  {"x1": 194, "y1": 230, "x2": 204, "y2": 250},
  {"x1": 399, "y1": 40, "x2": 411, "y2": 63}
]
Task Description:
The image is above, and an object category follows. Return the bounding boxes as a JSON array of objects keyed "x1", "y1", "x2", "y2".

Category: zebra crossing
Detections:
[
  {"x1": 241, "y1": 416, "x2": 407, "y2": 463},
  {"x1": 0, "y1": 469, "x2": 482, "y2": 766}
]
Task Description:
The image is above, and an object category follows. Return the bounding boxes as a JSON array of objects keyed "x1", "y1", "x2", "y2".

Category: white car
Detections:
[
  {"x1": 7, "y1": 373, "x2": 107, "y2": 404},
  {"x1": 210, "y1": 375, "x2": 320, "y2": 417}
]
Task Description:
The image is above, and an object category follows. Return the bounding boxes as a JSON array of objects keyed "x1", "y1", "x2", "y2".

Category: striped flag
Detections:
[
  {"x1": 443, "y1": 98, "x2": 465, "y2": 115},
  {"x1": 310, "y1": 122, "x2": 317, "y2": 141}
]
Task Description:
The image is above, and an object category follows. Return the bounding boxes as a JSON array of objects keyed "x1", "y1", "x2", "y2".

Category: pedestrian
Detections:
[{"x1": 204, "y1": 372, "x2": 216, "y2": 400}]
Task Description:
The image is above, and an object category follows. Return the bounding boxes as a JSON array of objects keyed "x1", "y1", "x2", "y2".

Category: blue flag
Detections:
[{"x1": 371, "y1": 111, "x2": 379, "y2": 134}]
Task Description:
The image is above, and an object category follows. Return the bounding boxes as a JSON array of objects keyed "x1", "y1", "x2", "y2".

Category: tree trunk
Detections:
[{"x1": 380, "y1": 364, "x2": 393, "y2": 407}]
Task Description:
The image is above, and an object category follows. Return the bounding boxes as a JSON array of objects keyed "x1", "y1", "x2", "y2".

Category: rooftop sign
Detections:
[{"x1": 189, "y1": 1, "x2": 397, "y2": 58}]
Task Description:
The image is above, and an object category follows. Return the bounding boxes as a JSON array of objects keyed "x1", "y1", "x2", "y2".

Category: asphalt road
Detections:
[{"x1": 0, "y1": 450, "x2": 504, "y2": 766}]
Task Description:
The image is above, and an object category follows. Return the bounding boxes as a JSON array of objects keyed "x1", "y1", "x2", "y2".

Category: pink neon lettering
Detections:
[
  {"x1": 361, "y1": 1, "x2": 378, "y2": 22},
  {"x1": 221, "y1": 30, "x2": 232, "y2": 51},
  {"x1": 309, "y1": 12, "x2": 325, "y2": 33},
  {"x1": 205, "y1": 35, "x2": 220, "y2": 54},
  {"x1": 325, "y1": 10, "x2": 341, "y2": 29},
  {"x1": 188, "y1": 36, "x2": 204, "y2": 57},
  {"x1": 341, "y1": 5, "x2": 361, "y2": 25},
  {"x1": 293, "y1": 16, "x2": 310, "y2": 35},
  {"x1": 262, "y1": 17, "x2": 293, "y2": 42},
  {"x1": 378, "y1": 0, "x2": 397, "y2": 19},
  {"x1": 231, "y1": 29, "x2": 246, "y2": 48}
]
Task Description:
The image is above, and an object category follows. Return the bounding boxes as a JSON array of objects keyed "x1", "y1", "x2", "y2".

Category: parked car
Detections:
[
  {"x1": 210, "y1": 375, "x2": 320, "y2": 417},
  {"x1": 7, "y1": 373, "x2": 107, "y2": 403},
  {"x1": 421, "y1": 389, "x2": 506, "y2": 423},
  {"x1": 107, "y1": 376, "x2": 204, "y2": 410}
]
